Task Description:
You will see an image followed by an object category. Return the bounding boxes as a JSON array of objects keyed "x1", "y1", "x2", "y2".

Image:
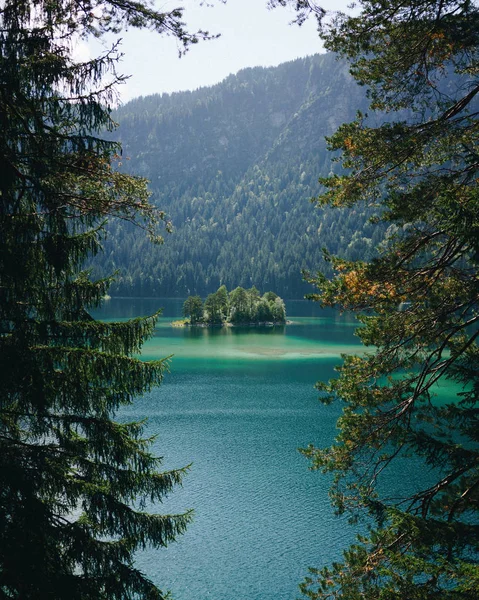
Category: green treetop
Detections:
[
  {"x1": 274, "y1": 0, "x2": 479, "y2": 598},
  {"x1": 216, "y1": 285, "x2": 230, "y2": 316},
  {"x1": 183, "y1": 295, "x2": 204, "y2": 324},
  {"x1": 255, "y1": 298, "x2": 274, "y2": 322},
  {"x1": 229, "y1": 287, "x2": 251, "y2": 323},
  {"x1": 204, "y1": 291, "x2": 224, "y2": 324}
]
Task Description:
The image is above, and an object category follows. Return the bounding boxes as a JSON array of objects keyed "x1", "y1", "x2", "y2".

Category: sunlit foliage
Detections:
[{"x1": 276, "y1": 0, "x2": 479, "y2": 597}]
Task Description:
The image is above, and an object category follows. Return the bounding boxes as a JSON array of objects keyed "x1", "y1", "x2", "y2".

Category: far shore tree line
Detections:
[{"x1": 182, "y1": 285, "x2": 287, "y2": 325}]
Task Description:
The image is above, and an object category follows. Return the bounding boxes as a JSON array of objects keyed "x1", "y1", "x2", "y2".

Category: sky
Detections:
[{"x1": 84, "y1": 0, "x2": 337, "y2": 104}]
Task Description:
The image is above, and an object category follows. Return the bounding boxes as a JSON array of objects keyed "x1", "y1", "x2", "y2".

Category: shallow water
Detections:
[{"x1": 93, "y1": 298, "x2": 442, "y2": 600}]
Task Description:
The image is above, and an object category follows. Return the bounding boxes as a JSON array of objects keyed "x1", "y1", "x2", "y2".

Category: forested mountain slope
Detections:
[{"x1": 93, "y1": 53, "x2": 382, "y2": 298}]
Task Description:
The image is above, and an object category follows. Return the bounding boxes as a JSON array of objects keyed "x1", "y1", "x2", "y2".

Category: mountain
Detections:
[{"x1": 92, "y1": 52, "x2": 383, "y2": 298}]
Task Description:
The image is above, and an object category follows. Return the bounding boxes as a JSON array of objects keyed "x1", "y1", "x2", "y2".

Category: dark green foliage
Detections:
[
  {"x1": 182, "y1": 295, "x2": 204, "y2": 324},
  {"x1": 183, "y1": 285, "x2": 286, "y2": 325},
  {"x1": 204, "y1": 292, "x2": 224, "y2": 324},
  {"x1": 255, "y1": 298, "x2": 274, "y2": 322},
  {"x1": 263, "y1": 291, "x2": 279, "y2": 302},
  {"x1": 275, "y1": 0, "x2": 479, "y2": 598},
  {"x1": 229, "y1": 287, "x2": 252, "y2": 323},
  {"x1": 90, "y1": 54, "x2": 382, "y2": 298},
  {"x1": 215, "y1": 285, "x2": 229, "y2": 315},
  {"x1": 270, "y1": 296, "x2": 287, "y2": 324},
  {"x1": 0, "y1": 0, "x2": 210, "y2": 597}
]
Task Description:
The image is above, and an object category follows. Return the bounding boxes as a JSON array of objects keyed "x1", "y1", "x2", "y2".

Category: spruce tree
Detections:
[
  {"x1": 0, "y1": 1, "x2": 212, "y2": 597},
  {"x1": 275, "y1": 0, "x2": 479, "y2": 597}
]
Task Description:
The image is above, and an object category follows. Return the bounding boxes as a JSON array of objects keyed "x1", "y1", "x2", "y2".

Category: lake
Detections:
[{"x1": 93, "y1": 298, "x2": 378, "y2": 599}]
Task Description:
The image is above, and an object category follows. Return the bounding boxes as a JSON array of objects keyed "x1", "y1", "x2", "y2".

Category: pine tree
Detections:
[
  {"x1": 275, "y1": 0, "x2": 479, "y2": 598},
  {"x1": 0, "y1": 1, "x2": 212, "y2": 597}
]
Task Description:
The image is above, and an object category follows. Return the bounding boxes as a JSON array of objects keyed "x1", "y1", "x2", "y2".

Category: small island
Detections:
[{"x1": 177, "y1": 285, "x2": 287, "y2": 327}]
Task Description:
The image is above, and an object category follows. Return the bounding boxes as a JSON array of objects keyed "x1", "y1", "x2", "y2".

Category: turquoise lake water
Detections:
[{"x1": 93, "y1": 298, "x2": 441, "y2": 600}]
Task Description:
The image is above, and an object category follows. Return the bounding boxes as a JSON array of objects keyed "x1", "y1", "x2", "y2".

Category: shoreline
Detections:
[{"x1": 172, "y1": 320, "x2": 291, "y2": 328}]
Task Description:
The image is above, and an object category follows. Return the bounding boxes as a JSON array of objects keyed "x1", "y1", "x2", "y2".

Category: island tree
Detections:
[
  {"x1": 204, "y1": 291, "x2": 225, "y2": 324},
  {"x1": 0, "y1": 0, "x2": 215, "y2": 598},
  {"x1": 255, "y1": 298, "x2": 274, "y2": 322},
  {"x1": 270, "y1": 297, "x2": 286, "y2": 324},
  {"x1": 216, "y1": 285, "x2": 230, "y2": 316},
  {"x1": 183, "y1": 295, "x2": 204, "y2": 324},
  {"x1": 273, "y1": 0, "x2": 479, "y2": 597},
  {"x1": 183, "y1": 286, "x2": 286, "y2": 325},
  {"x1": 229, "y1": 287, "x2": 251, "y2": 323}
]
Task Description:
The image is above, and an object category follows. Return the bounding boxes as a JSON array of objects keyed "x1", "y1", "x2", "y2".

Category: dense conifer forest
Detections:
[{"x1": 91, "y1": 53, "x2": 384, "y2": 298}]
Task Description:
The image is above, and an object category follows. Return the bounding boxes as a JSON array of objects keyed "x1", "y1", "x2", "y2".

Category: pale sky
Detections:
[{"x1": 85, "y1": 0, "x2": 343, "y2": 103}]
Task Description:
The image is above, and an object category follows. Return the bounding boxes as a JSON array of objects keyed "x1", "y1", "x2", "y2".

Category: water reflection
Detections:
[
  {"x1": 94, "y1": 296, "x2": 347, "y2": 321},
  {"x1": 181, "y1": 324, "x2": 287, "y2": 340}
]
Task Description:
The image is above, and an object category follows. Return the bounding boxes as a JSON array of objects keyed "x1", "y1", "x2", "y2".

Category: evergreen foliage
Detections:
[
  {"x1": 182, "y1": 295, "x2": 204, "y2": 324},
  {"x1": 182, "y1": 286, "x2": 286, "y2": 325},
  {"x1": 90, "y1": 54, "x2": 382, "y2": 298},
  {"x1": 274, "y1": 0, "x2": 479, "y2": 598},
  {"x1": 0, "y1": 1, "x2": 212, "y2": 597}
]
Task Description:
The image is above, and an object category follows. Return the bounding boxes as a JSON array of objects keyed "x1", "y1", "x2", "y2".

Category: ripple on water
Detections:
[{"x1": 96, "y1": 302, "x2": 362, "y2": 600}]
